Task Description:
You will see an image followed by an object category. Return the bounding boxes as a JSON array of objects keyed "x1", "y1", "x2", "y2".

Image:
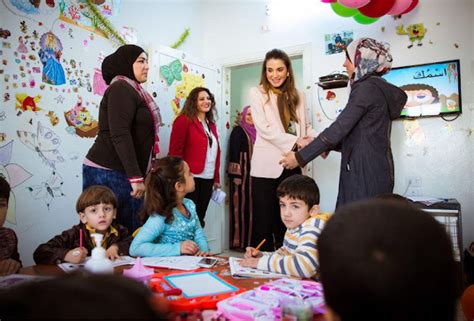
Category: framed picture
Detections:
[{"x1": 383, "y1": 59, "x2": 462, "y2": 118}]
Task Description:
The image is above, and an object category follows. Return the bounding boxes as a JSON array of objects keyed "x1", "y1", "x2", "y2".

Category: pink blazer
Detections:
[{"x1": 249, "y1": 86, "x2": 318, "y2": 179}]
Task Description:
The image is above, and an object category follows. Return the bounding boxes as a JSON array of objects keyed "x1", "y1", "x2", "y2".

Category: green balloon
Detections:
[
  {"x1": 353, "y1": 12, "x2": 379, "y2": 24},
  {"x1": 331, "y1": 2, "x2": 358, "y2": 17}
]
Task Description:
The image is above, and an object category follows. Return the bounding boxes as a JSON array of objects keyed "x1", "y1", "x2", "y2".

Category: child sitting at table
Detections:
[
  {"x1": 33, "y1": 185, "x2": 132, "y2": 264},
  {"x1": 240, "y1": 174, "x2": 327, "y2": 278},
  {"x1": 130, "y1": 156, "x2": 210, "y2": 257},
  {"x1": 0, "y1": 177, "x2": 22, "y2": 275}
]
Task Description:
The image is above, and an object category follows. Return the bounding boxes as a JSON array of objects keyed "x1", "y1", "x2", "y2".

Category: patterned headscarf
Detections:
[
  {"x1": 239, "y1": 106, "x2": 256, "y2": 143},
  {"x1": 346, "y1": 38, "x2": 392, "y2": 84}
]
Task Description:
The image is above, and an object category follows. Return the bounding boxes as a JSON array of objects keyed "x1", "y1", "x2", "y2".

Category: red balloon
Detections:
[
  {"x1": 401, "y1": 0, "x2": 419, "y2": 14},
  {"x1": 359, "y1": 0, "x2": 396, "y2": 18}
]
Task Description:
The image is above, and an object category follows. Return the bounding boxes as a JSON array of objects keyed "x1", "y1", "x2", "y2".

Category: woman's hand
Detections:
[
  {"x1": 296, "y1": 136, "x2": 314, "y2": 149},
  {"x1": 180, "y1": 240, "x2": 199, "y2": 255},
  {"x1": 213, "y1": 182, "x2": 221, "y2": 190},
  {"x1": 130, "y1": 182, "x2": 145, "y2": 199},
  {"x1": 279, "y1": 152, "x2": 299, "y2": 170}
]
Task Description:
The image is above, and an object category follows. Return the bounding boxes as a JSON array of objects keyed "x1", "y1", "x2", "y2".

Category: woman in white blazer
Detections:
[{"x1": 249, "y1": 49, "x2": 318, "y2": 251}]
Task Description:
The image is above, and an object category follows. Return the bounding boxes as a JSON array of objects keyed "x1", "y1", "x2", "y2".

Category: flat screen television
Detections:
[{"x1": 382, "y1": 59, "x2": 462, "y2": 118}]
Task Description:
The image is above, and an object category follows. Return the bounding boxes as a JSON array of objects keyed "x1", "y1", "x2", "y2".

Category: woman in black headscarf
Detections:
[{"x1": 83, "y1": 45, "x2": 162, "y2": 232}]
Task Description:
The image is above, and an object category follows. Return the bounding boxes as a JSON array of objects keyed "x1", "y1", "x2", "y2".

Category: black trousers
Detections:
[
  {"x1": 186, "y1": 177, "x2": 214, "y2": 228},
  {"x1": 251, "y1": 167, "x2": 301, "y2": 251}
]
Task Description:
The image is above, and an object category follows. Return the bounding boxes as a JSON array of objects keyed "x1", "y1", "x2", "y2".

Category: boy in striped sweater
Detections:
[{"x1": 240, "y1": 174, "x2": 327, "y2": 279}]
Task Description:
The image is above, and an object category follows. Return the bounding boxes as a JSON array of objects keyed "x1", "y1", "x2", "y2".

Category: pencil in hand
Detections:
[{"x1": 255, "y1": 238, "x2": 266, "y2": 251}]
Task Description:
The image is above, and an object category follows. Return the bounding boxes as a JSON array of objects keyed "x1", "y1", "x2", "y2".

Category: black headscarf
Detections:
[{"x1": 102, "y1": 44, "x2": 145, "y2": 85}]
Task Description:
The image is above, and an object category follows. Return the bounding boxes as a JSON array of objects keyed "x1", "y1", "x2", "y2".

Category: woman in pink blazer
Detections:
[
  {"x1": 249, "y1": 49, "x2": 318, "y2": 251},
  {"x1": 169, "y1": 87, "x2": 221, "y2": 227}
]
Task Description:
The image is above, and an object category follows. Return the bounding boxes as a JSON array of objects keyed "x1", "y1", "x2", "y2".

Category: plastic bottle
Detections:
[{"x1": 84, "y1": 233, "x2": 113, "y2": 274}]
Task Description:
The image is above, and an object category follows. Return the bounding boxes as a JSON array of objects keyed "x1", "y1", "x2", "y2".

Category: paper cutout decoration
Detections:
[
  {"x1": 0, "y1": 140, "x2": 33, "y2": 224},
  {"x1": 27, "y1": 170, "x2": 65, "y2": 210},
  {"x1": 9, "y1": 0, "x2": 40, "y2": 14},
  {"x1": 38, "y1": 32, "x2": 66, "y2": 85},
  {"x1": 16, "y1": 121, "x2": 65, "y2": 169},
  {"x1": 396, "y1": 23, "x2": 427, "y2": 48},
  {"x1": 324, "y1": 30, "x2": 353, "y2": 55},
  {"x1": 160, "y1": 59, "x2": 183, "y2": 86},
  {"x1": 64, "y1": 97, "x2": 98, "y2": 137},
  {"x1": 92, "y1": 53, "x2": 108, "y2": 95},
  {"x1": 171, "y1": 72, "x2": 205, "y2": 116},
  {"x1": 15, "y1": 93, "x2": 42, "y2": 112},
  {"x1": 403, "y1": 119, "x2": 425, "y2": 145},
  {"x1": 17, "y1": 36, "x2": 28, "y2": 53}
]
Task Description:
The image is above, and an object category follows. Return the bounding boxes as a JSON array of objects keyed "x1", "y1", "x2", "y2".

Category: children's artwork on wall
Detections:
[
  {"x1": 396, "y1": 23, "x2": 427, "y2": 48},
  {"x1": 403, "y1": 119, "x2": 425, "y2": 146},
  {"x1": 64, "y1": 96, "x2": 98, "y2": 137},
  {"x1": 38, "y1": 31, "x2": 66, "y2": 85},
  {"x1": 58, "y1": 0, "x2": 120, "y2": 37},
  {"x1": 324, "y1": 30, "x2": 353, "y2": 55},
  {"x1": 160, "y1": 59, "x2": 183, "y2": 86},
  {"x1": 15, "y1": 93, "x2": 42, "y2": 112},
  {"x1": 0, "y1": 141, "x2": 33, "y2": 224},
  {"x1": 27, "y1": 170, "x2": 65, "y2": 210},
  {"x1": 9, "y1": 0, "x2": 40, "y2": 14},
  {"x1": 16, "y1": 121, "x2": 65, "y2": 169},
  {"x1": 92, "y1": 52, "x2": 107, "y2": 95}
]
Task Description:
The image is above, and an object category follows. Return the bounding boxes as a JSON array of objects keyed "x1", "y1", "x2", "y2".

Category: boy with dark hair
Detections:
[
  {"x1": 240, "y1": 174, "x2": 327, "y2": 278},
  {"x1": 0, "y1": 176, "x2": 22, "y2": 275},
  {"x1": 318, "y1": 200, "x2": 457, "y2": 321},
  {"x1": 34, "y1": 185, "x2": 133, "y2": 264}
]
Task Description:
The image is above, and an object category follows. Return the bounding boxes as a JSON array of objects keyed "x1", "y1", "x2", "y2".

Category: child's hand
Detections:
[
  {"x1": 196, "y1": 251, "x2": 212, "y2": 257},
  {"x1": 106, "y1": 245, "x2": 119, "y2": 261},
  {"x1": 64, "y1": 247, "x2": 88, "y2": 264},
  {"x1": 0, "y1": 259, "x2": 21, "y2": 276},
  {"x1": 180, "y1": 240, "x2": 198, "y2": 255},
  {"x1": 239, "y1": 258, "x2": 259, "y2": 269},
  {"x1": 244, "y1": 247, "x2": 262, "y2": 258}
]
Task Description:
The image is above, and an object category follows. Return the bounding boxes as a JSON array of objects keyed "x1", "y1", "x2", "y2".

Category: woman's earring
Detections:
[{"x1": 287, "y1": 72, "x2": 289, "y2": 77}]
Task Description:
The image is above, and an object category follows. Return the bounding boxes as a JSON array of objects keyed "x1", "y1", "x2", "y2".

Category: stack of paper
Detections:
[
  {"x1": 228, "y1": 257, "x2": 287, "y2": 278},
  {"x1": 140, "y1": 256, "x2": 203, "y2": 271}
]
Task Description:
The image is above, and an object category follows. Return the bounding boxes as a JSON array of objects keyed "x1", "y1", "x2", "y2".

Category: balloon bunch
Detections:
[{"x1": 321, "y1": 0, "x2": 419, "y2": 24}]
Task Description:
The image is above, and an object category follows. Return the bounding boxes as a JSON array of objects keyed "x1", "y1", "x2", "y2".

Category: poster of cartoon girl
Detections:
[{"x1": 38, "y1": 31, "x2": 66, "y2": 85}]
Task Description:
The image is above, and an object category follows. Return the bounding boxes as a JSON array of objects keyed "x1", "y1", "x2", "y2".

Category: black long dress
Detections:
[{"x1": 227, "y1": 126, "x2": 253, "y2": 251}]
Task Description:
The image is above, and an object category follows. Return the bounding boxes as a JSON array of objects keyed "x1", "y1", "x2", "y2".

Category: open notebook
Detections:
[{"x1": 228, "y1": 257, "x2": 287, "y2": 279}]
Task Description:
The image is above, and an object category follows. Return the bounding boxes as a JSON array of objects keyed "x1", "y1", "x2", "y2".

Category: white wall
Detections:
[{"x1": 202, "y1": 0, "x2": 474, "y2": 249}]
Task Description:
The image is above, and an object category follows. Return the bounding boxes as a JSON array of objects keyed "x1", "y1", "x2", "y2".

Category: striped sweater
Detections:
[{"x1": 256, "y1": 213, "x2": 328, "y2": 278}]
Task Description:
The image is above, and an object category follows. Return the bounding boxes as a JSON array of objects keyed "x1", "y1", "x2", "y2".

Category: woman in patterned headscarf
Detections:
[{"x1": 280, "y1": 38, "x2": 408, "y2": 208}]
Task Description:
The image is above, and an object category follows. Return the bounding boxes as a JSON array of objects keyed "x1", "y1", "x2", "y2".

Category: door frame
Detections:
[{"x1": 217, "y1": 43, "x2": 313, "y2": 252}]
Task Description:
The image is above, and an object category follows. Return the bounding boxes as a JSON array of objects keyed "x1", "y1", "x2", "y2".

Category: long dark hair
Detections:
[
  {"x1": 260, "y1": 49, "x2": 299, "y2": 128},
  {"x1": 180, "y1": 87, "x2": 217, "y2": 123},
  {"x1": 141, "y1": 156, "x2": 186, "y2": 224}
]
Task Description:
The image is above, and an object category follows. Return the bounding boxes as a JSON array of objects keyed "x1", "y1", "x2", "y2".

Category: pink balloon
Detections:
[
  {"x1": 338, "y1": 0, "x2": 371, "y2": 9},
  {"x1": 387, "y1": 0, "x2": 413, "y2": 15},
  {"x1": 401, "y1": 0, "x2": 419, "y2": 14}
]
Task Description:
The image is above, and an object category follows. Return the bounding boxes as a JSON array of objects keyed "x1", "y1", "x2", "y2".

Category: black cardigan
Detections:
[{"x1": 86, "y1": 80, "x2": 154, "y2": 178}]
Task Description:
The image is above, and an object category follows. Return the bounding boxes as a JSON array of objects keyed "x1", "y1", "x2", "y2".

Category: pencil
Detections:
[
  {"x1": 79, "y1": 229, "x2": 83, "y2": 249},
  {"x1": 255, "y1": 239, "x2": 266, "y2": 251}
]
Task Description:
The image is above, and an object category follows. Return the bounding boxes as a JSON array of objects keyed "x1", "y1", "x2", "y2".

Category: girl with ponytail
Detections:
[{"x1": 130, "y1": 156, "x2": 210, "y2": 257}]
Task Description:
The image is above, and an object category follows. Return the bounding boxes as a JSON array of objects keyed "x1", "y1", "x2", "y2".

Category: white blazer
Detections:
[{"x1": 250, "y1": 86, "x2": 318, "y2": 178}]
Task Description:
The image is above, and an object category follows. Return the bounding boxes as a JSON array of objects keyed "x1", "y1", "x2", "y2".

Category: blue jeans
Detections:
[{"x1": 82, "y1": 165, "x2": 143, "y2": 233}]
